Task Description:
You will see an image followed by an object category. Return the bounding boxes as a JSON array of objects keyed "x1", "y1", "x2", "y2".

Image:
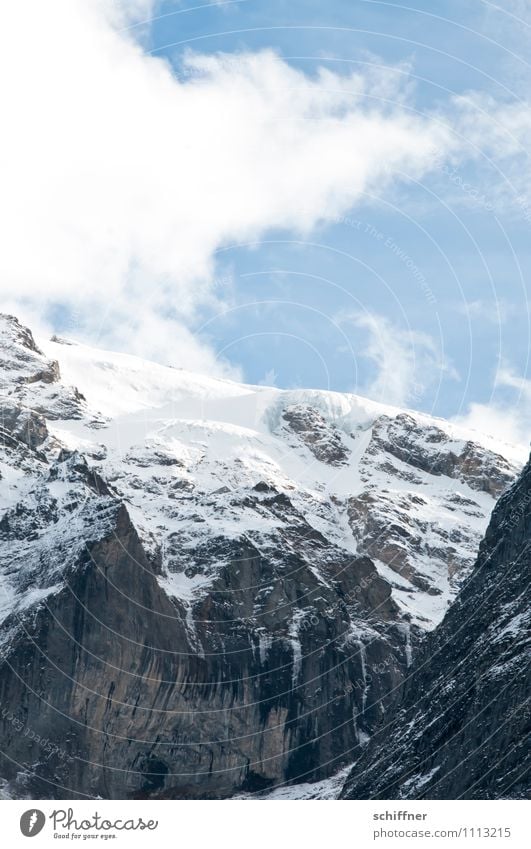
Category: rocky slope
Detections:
[
  {"x1": 341, "y1": 455, "x2": 531, "y2": 800},
  {"x1": 0, "y1": 314, "x2": 523, "y2": 799}
]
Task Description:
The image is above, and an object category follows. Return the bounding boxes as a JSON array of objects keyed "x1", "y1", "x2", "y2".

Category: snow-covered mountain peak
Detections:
[
  {"x1": 0, "y1": 313, "x2": 526, "y2": 799},
  {"x1": 1, "y1": 313, "x2": 522, "y2": 633}
]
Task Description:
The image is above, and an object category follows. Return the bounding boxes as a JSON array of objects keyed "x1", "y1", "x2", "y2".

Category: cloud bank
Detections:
[
  {"x1": 0, "y1": 0, "x2": 458, "y2": 370},
  {"x1": 454, "y1": 364, "x2": 531, "y2": 456},
  {"x1": 337, "y1": 311, "x2": 458, "y2": 408}
]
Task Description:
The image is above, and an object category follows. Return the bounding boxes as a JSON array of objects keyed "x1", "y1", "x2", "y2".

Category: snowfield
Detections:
[{"x1": 33, "y1": 331, "x2": 523, "y2": 630}]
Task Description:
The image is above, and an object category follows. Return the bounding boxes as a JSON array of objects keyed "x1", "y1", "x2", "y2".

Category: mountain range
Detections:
[{"x1": 0, "y1": 313, "x2": 527, "y2": 799}]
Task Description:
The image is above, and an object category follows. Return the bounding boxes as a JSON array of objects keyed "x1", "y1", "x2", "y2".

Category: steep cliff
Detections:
[{"x1": 341, "y1": 456, "x2": 531, "y2": 800}]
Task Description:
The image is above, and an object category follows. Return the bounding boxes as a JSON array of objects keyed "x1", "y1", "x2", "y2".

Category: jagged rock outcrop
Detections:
[
  {"x1": 367, "y1": 413, "x2": 515, "y2": 497},
  {"x1": 281, "y1": 404, "x2": 351, "y2": 466},
  {"x1": 0, "y1": 314, "x2": 524, "y2": 799},
  {"x1": 0, "y1": 402, "x2": 48, "y2": 450},
  {"x1": 0, "y1": 314, "x2": 89, "y2": 425},
  {"x1": 341, "y1": 455, "x2": 531, "y2": 800}
]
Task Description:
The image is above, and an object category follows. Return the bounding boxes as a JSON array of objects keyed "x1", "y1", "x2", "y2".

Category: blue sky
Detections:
[
  {"x1": 1, "y1": 0, "x2": 530, "y2": 446},
  {"x1": 148, "y1": 0, "x2": 531, "y2": 430}
]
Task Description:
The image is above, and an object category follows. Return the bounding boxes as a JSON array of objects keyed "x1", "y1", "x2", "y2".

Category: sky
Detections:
[{"x1": 0, "y1": 0, "x2": 530, "y2": 448}]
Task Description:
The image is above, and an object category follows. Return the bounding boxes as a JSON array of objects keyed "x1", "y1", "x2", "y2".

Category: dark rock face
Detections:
[
  {"x1": 0, "y1": 402, "x2": 48, "y2": 450},
  {"x1": 0, "y1": 472, "x2": 409, "y2": 799},
  {"x1": 341, "y1": 456, "x2": 531, "y2": 800}
]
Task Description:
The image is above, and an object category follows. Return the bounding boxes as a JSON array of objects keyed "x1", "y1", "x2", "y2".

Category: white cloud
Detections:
[
  {"x1": 0, "y1": 0, "x2": 458, "y2": 369},
  {"x1": 454, "y1": 298, "x2": 516, "y2": 324},
  {"x1": 453, "y1": 364, "x2": 531, "y2": 454},
  {"x1": 102, "y1": 0, "x2": 158, "y2": 25},
  {"x1": 337, "y1": 311, "x2": 458, "y2": 408},
  {"x1": 446, "y1": 92, "x2": 531, "y2": 218}
]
